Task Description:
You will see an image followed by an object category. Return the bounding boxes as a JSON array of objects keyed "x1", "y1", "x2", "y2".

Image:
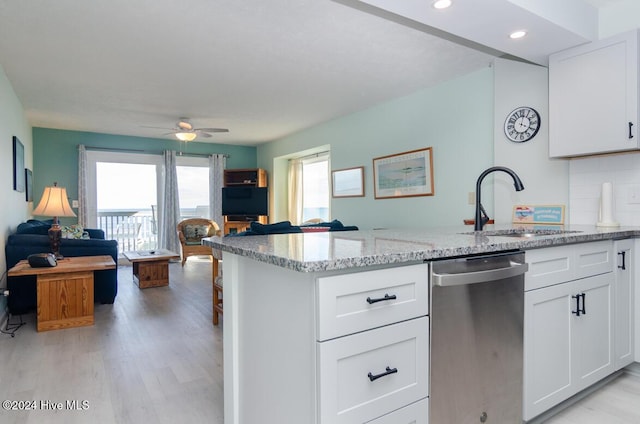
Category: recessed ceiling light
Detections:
[
  {"x1": 433, "y1": 0, "x2": 452, "y2": 9},
  {"x1": 510, "y1": 30, "x2": 527, "y2": 39}
]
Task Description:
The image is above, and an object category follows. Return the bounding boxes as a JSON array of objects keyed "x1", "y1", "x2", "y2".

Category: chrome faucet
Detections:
[{"x1": 474, "y1": 166, "x2": 525, "y2": 231}]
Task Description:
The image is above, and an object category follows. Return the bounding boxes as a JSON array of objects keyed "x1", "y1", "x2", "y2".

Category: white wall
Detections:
[
  {"x1": 569, "y1": 153, "x2": 640, "y2": 226},
  {"x1": 598, "y1": 0, "x2": 640, "y2": 38},
  {"x1": 0, "y1": 64, "x2": 33, "y2": 318},
  {"x1": 493, "y1": 58, "x2": 569, "y2": 224}
]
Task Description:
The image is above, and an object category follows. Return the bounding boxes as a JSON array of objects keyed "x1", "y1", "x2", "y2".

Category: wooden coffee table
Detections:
[
  {"x1": 123, "y1": 249, "x2": 180, "y2": 289},
  {"x1": 7, "y1": 255, "x2": 116, "y2": 332}
]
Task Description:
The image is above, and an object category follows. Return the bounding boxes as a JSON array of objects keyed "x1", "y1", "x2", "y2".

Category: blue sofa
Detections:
[
  {"x1": 228, "y1": 220, "x2": 359, "y2": 236},
  {"x1": 5, "y1": 220, "x2": 119, "y2": 315}
]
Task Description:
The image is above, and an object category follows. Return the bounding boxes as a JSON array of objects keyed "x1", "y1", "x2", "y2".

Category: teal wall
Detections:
[
  {"x1": 258, "y1": 67, "x2": 495, "y2": 230},
  {"x1": 32, "y1": 128, "x2": 258, "y2": 218}
]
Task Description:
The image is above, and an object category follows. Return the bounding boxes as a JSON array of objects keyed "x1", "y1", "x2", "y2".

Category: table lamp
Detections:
[{"x1": 32, "y1": 182, "x2": 77, "y2": 259}]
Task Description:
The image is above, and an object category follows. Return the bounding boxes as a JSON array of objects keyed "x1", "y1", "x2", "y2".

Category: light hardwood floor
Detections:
[
  {"x1": 0, "y1": 259, "x2": 223, "y2": 424},
  {"x1": 545, "y1": 365, "x2": 640, "y2": 424},
  {"x1": 1, "y1": 260, "x2": 639, "y2": 424}
]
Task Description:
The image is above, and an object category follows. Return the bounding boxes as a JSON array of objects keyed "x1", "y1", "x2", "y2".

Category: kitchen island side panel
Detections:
[{"x1": 223, "y1": 253, "x2": 317, "y2": 424}]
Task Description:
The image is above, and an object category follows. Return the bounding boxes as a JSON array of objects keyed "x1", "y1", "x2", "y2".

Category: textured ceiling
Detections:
[{"x1": 0, "y1": 0, "x2": 625, "y2": 145}]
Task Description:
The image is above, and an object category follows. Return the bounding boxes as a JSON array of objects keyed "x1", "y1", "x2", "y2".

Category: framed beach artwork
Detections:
[
  {"x1": 332, "y1": 166, "x2": 364, "y2": 198},
  {"x1": 373, "y1": 147, "x2": 434, "y2": 199}
]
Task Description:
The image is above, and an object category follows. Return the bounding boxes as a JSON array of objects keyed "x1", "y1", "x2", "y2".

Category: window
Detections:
[
  {"x1": 301, "y1": 155, "x2": 330, "y2": 222},
  {"x1": 176, "y1": 156, "x2": 211, "y2": 219}
]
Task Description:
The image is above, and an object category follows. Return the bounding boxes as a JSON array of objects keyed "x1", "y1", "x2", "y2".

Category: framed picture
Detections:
[
  {"x1": 373, "y1": 147, "x2": 434, "y2": 199},
  {"x1": 25, "y1": 168, "x2": 33, "y2": 202},
  {"x1": 331, "y1": 166, "x2": 364, "y2": 198},
  {"x1": 12, "y1": 136, "x2": 24, "y2": 192}
]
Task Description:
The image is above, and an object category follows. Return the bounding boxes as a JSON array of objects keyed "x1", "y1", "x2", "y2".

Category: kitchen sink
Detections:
[{"x1": 461, "y1": 229, "x2": 582, "y2": 238}]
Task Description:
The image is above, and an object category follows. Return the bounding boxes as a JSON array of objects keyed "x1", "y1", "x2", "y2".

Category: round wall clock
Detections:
[{"x1": 504, "y1": 106, "x2": 540, "y2": 143}]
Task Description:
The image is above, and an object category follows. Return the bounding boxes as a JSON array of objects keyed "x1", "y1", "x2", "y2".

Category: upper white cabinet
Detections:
[{"x1": 549, "y1": 30, "x2": 639, "y2": 157}]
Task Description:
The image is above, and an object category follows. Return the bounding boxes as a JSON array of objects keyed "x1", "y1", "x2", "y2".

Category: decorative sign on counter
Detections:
[{"x1": 512, "y1": 205, "x2": 565, "y2": 225}]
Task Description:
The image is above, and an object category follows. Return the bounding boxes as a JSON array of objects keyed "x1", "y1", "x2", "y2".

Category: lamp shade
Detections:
[
  {"x1": 175, "y1": 132, "x2": 197, "y2": 142},
  {"x1": 32, "y1": 183, "x2": 77, "y2": 218}
]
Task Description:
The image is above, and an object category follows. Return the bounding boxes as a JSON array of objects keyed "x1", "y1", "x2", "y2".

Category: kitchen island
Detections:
[{"x1": 203, "y1": 224, "x2": 637, "y2": 424}]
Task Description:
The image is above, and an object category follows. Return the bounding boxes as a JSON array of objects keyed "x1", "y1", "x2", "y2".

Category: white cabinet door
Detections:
[
  {"x1": 572, "y1": 273, "x2": 614, "y2": 388},
  {"x1": 524, "y1": 273, "x2": 614, "y2": 421},
  {"x1": 614, "y1": 239, "x2": 634, "y2": 370},
  {"x1": 524, "y1": 282, "x2": 574, "y2": 421},
  {"x1": 549, "y1": 30, "x2": 639, "y2": 157}
]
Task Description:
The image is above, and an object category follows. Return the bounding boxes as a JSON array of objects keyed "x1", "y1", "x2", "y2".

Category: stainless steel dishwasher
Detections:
[{"x1": 429, "y1": 251, "x2": 528, "y2": 424}]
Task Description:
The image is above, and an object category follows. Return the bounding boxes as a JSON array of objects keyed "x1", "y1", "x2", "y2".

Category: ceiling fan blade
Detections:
[
  {"x1": 198, "y1": 132, "x2": 213, "y2": 138},
  {"x1": 142, "y1": 125, "x2": 176, "y2": 130},
  {"x1": 196, "y1": 128, "x2": 229, "y2": 133}
]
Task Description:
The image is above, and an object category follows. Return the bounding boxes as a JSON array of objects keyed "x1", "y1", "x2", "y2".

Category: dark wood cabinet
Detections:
[{"x1": 223, "y1": 168, "x2": 268, "y2": 234}]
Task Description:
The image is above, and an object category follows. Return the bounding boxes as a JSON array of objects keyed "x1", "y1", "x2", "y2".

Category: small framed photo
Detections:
[
  {"x1": 373, "y1": 147, "x2": 434, "y2": 199},
  {"x1": 25, "y1": 168, "x2": 33, "y2": 202},
  {"x1": 13, "y1": 136, "x2": 25, "y2": 192},
  {"x1": 332, "y1": 166, "x2": 364, "y2": 198}
]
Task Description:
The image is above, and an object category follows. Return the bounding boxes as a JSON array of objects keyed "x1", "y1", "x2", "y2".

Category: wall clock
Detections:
[{"x1": 504, "y1": 106, "x2": 540, "y2": 143}]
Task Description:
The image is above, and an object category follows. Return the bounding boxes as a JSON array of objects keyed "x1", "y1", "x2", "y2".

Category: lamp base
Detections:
[{"x1": 48, "y1": 222, "x2": 64, "y2": 260}]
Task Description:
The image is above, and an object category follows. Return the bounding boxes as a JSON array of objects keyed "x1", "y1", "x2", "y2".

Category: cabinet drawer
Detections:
[
  {"x1": 367, "y1": 397, "x2": 429, "y2": 424},
  {"x1": 317, "y1": 264, "x2": 428, "y2": 341},
  {"x1": 525, "y1": 241, "x2": 612, "y2": 291},
  {"x1": 525, "y1": 245, "x2": 573, "y2": 291},
  {"x1": 574, "y1": 241, "x2": 612, "y2": 280},
  {"x1": 317, "y1": 317, "x2": 429, "y2": 424}
]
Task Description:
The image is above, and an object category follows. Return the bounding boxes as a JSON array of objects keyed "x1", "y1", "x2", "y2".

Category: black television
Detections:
[{"x1": 222, "y1": 187, "x2": 268, "y2": 216}]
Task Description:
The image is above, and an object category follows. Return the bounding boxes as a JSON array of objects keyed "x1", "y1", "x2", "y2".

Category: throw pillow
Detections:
[
  {"x1": 184, "y1": 224, "x2": 210, "y2": 242},
  {"x1": 61, "y1": 224, "x2": 86, "y2": 239}
]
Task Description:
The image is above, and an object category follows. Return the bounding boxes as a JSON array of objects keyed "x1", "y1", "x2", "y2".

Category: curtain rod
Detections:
[
  {"x1": 82, "y1": 145, "x2": 230, "y2": 158},
  {"x1": 288, "y1": 151, "x2": 330, "y2": 161}
]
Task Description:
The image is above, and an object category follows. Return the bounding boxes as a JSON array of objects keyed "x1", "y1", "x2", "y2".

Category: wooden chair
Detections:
[
  {"x1": 176, "y1": 218, "x2": 221, "y2": 266},
  {"x1": 212, "y1": 256, "x2": 223, "y2": 325}
]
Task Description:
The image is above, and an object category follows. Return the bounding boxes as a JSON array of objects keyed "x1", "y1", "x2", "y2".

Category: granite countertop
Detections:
[{"x1": 202, "y1": 224, "x2": 637, "y2": 273}]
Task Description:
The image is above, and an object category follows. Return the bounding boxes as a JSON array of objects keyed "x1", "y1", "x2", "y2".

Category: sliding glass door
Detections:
[{"x1": 86, "y1": 150, "x2": 211, "y2": 254}]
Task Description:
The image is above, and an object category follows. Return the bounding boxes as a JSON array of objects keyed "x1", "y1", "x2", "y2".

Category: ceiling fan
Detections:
[{"x1": 147, "y1": 118, "x2": 229, "y2": 142}]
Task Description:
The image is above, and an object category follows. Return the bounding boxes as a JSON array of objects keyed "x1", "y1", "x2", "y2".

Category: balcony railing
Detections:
[{"x1": 97, "y1": 207, "x2": 208, "y2": 253}]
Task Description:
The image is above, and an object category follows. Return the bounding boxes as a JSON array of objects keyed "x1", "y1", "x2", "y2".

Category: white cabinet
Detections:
[
  {"x1": 222, "y1": 256, "x2": 430, "y2": 424},
  {"x1": 549, "y1": 30, "x2": 639, "y2": 157},
  {"x1": 316, "y1": 264, "x2": 430, "y2": 424},
  {"x1": 317, "y1": 317, "x2": 429, "y2": 424},
  {"x1": 524, "y1": 242, "x2": 614, "y2": 421},
  {"x1": 614, "y1": 239, "x2": 634, "y2": 369}
]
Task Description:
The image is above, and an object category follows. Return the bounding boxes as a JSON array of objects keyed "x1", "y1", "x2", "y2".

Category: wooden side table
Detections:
[
  {"x1": 123, "y1": 249, "x2": 180, "y2": 289},
  {"x1": 7, "y1": 255, "x2": 116, "y2": 332}
]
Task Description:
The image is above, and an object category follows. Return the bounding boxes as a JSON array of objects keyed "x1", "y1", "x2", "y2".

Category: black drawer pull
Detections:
[
  {"x1": 581, "y1": 293, "x2": 586, "y2": 315},
  {"x1": 629, "y1": 122, "x2": 634, "y2": 139},
  {"x1": 618, "y1": 251, "x2": 626, "y2": 270},
  {"x1": 368, "y1": 366, "x2": 398, "y2": 382},
  {"x1": 366, "y1": 293, "x2": 397, "y2": 304}
]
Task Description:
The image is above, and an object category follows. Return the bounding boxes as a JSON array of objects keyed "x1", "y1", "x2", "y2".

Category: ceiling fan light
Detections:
[
  {"x1": 175, "y1": 132, "x2": 197, "y2": 142},
  {"x1": 433, "y1": 0, "x2": 452, "y2": 9}
]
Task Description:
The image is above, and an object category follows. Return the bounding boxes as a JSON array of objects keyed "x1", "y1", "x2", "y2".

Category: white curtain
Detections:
[
  {"x1": 288, "y1": 158, "x2": 303, "y2": 225},
  {"x1": 159, "y1": 150, "x2": 181, "y2": 252},
  {"x1": 209, "y1": 154, "x2": 226, "y2": 230},
  {"x1": 77, "y1": 144, "x2": 89, "y2": 227}
]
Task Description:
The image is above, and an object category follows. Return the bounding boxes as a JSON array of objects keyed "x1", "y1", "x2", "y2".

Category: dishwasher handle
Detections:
[{"x1": 432, "y1": 261, "x2": 528, "y2": 287}]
